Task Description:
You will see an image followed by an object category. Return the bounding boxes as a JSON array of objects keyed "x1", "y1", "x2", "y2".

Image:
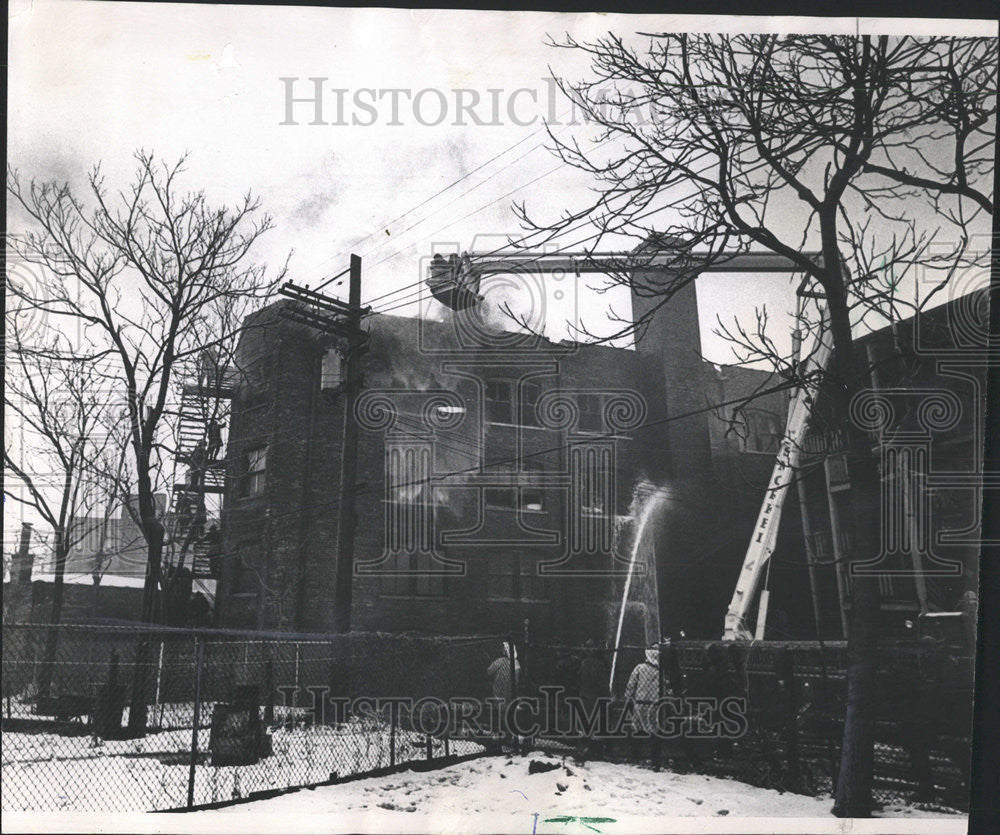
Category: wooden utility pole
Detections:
[
  {"x1": 280, "y1": 255, "x2": 368, "y2": 634},
  {"x1": 333, "y1": 255, "x2": 363, "y2": 633},
  {"x1": 4, "y1": 523, "x2": 34, "y2": 623}
]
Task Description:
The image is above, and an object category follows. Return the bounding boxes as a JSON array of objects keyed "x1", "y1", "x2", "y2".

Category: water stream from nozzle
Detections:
[{"x1": 608, "y1": 483, "x2": 668, "y2": 691}]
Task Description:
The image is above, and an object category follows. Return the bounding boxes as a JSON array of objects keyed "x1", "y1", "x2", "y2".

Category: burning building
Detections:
[
  {"x1": 212, "y1": 259, "x2": 985, "y2": 644},
  {"x1": 214, "y1": 266, "x2": 788, "y2": 642}
]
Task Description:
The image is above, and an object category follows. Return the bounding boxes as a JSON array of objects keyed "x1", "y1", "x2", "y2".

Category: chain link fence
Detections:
[
  {"x1": 2, "y1": 623, "x2": 511, "y2": 812},
  {"x1": 519, "y1": 638, "x2": 973, "y2": 813},
  {"x1": 2, "y1": 625, "x2": 973, "y2": 814}
]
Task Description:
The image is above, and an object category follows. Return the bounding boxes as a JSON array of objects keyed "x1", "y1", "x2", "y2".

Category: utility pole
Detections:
[
  {"x1": 4, "y1": 522, "x2": 34, "y2": 623},
  {"x1": 333, "y1": 255, "x2": 363, "y2": 633},
  {"x1": 279, "y1": 255, "x2": 367, "y2": 634}
]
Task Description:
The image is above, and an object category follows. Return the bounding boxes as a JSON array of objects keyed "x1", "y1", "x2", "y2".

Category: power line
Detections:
[
  {"x1": 358, "y1": 122, "x2": 580, "y2": 266},
  {"x1": 359, "y1": 159, "x2": 571, "y2": 309},
  {"x1": 368, "y1": 157, "x2": 736, "y2": 317},
  {"x1": 362, "y1": 143, "x2": 745, "y2": 312},
  {"x1": 353, "y1": 377, "x2": 799, "y2": 499},
  {"x1": 318, "y1": 106, "x2": 586, "y2": 280}
]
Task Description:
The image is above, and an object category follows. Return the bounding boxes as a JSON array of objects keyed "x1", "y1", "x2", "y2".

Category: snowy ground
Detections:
[
  {"x1": 188, "y1": 752, "x2": 963, "y2": 834},
  {"x1": 1, "y1": 713, "x2": 481, "y2": 812},
  {"x1": 2, "y1": 752, "x2": 965, "y2": 833}
]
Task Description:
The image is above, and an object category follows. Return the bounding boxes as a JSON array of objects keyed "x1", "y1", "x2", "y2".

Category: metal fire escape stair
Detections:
[{"x1": 171, "y1": 370, "x2": 236, "y2": 579}]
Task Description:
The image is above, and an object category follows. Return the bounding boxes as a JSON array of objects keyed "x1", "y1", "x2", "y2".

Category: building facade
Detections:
[
  {"x1": 215, "y1": 275, "x2": 787, "y2": 642},
  {"x1": 214, "y1": 275, "x2": 987, "y2": 643}
]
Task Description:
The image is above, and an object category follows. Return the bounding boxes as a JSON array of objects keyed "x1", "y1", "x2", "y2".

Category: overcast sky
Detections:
[
  {"x1": 9, "y1": 3, "x2": 995, "y2": 359},
  {"x1": 4, "y1": 3, "x2": 997, "y2": 557}
]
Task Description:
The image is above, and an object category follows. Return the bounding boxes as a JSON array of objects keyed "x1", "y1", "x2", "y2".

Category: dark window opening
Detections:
[
  {"x1": 487, "y1": 551, "x2": 546, "y2": 601},
  {"x1": 485, "y1": 462, "x2": 545, "y2": 512},
  {"x1": 742, "y1": 408, "x2": 783, "y2": 454},
  {"x1": 239, "y1": 445, "x2": 267, "y2": 497},
  {"x1": 520, "y1": 381, "x2": 542, "y2": 427},
  {"x1": 231, "y1": 546, "x2": 261, "y2": 597},
  {"x1": 577, "y1": 393, "x2": 603, "y2": 433},
  {"x1": 485, "y1": 380, "x2": 513, "y2": 424}
]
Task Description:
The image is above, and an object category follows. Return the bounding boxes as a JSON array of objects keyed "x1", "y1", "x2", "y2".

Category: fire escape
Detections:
[{"x1": 172, "y1": 358, "x2": 237, "y2": 581}]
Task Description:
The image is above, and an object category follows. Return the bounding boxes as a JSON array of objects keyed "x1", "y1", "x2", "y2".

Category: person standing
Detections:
[
  {"x1": 488, "y1": 641, "x2": 520, "y2": 749},
  {"x1": 625, "y1": 645, "x2": 663, "y2": 769},
  {"x1": 206, "y1": 420, "x2": 224, "y2": 461},
  {"x1": 187, "y1": 440, "x2": 207, "y2": 490}
]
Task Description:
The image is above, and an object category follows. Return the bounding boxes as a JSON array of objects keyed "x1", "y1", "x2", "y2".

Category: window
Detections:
[
  {"x1": 577, "y1": 393, "x2": 603, "y2": 433},
  {"x1": 320, "y1": 346, "x2": 344, "y2": 390},
  {"x1": 486, "y1": 379, "x2": 542, "y2": 427},
  {"x1": 232, "y1": 563, "x2": 260, "y2": 596},
  {"x1": 742, "y1": 409, "x2": 783, "y2": 454},
  {"x1": 240, "y1": 445, "x2": 267, "y2": 497},
  {"x1": 231, "y1": 544, "x2": 261, "y2": 597},
  {"x1": 519, "y1": 381, "x2": 542, "y2": 427},
  {"x1": 485, "y1": 380, "x2": 513, "y2": 424},
  {"x1": 485, "y1": 462, "x2": 545, "y2": 512},
  {"x1": 521, "y1": 482, "x2": 544, "y2": 512},
  {"x1": 379, "y1": 551, "x2": 445, "y2": 597},
  {"x1": 487, "y1": 551, "x2": 546, "y2": 601}
]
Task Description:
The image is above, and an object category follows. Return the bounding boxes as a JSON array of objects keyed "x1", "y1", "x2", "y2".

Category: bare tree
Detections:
[
  {"x1": 3, "y1": 322, "x2": 122, "y2": 699},
  {"x1": 7, "y1": 150, "x2": 288, "y2": 733},
  {"x1": 516, "y1": 34, "x2": 995, "y2": 816}
]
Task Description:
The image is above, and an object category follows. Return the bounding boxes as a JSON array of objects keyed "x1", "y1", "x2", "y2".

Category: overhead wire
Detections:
[
  {"x1": 314, "y1": 103, "x2": 588, "y2": 281},
  {"x1": 363, "y1": 143, "x2": 779, "y2": 315},
  {"x1": 368, "y1": 147, "x2": 772, "y2": 316},
  {"x1": 352, "y1": 377, "x2": 800, "y2": 499}
]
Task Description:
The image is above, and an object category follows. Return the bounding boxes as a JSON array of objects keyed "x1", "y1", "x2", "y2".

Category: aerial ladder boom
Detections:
[{"x1": 723, "y1": 315, "x2": 832, "y2": 641}]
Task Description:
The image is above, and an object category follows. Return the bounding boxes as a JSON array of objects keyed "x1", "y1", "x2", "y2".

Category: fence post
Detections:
[
  {"x1": 508, "y1": 633, "x2": 518, "y2": 702},
  {"x1": 187, "y1": 635, "x2": 205, "y2": 809},
  {"x1": 389, "y1": 701, "x2": 397, "y2": 768},
  {"x1": 508, "y1": 633, "x2": 518, "y2": 755},
  {"x1": 263, "y1": 659, "x2": 274, "y2": 726},
  {"x1": 294, "y1": 643, "x2": 301, "y2": 707},
  {"x1": 153, "y1": 641, "x2": 165, "y2": 729},
  {"x1": 776, "y1": 648, "x2": 802, "y2": 792}
]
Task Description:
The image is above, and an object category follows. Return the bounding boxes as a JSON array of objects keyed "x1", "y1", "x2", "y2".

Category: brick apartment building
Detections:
[
  {"x1": 213, "y1": 270, "x2": 986, "y2": 643},
  {"x1": 214, "y1": 275, "x2": 786, "y2": 642},
  {"x1": 762, "y1": 291, "x2": 987, "y2": 642}
]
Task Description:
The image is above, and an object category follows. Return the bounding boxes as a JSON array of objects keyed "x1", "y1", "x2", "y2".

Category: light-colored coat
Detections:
[{"x1": 625, "y1": 651, "x2": 661, "y2": 734}]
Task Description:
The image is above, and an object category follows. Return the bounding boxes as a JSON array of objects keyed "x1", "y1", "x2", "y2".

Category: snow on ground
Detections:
[
  {"x1": 193, "y1": 751, "x2": 963, "y2": 834},
  {"x1": 2, "y1": 718, "x2": 481, "y2": 812}
]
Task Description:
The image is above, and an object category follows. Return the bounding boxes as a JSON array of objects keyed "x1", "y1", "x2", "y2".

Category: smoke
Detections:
[{"x1": 477, "y1": 276, "x2": 542, "y2": 335}]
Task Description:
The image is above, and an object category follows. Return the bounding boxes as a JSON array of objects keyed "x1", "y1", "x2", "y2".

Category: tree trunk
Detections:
[
  {"x1": 825, "y1": 290, "x2": 883, "y2": 818},
  {"x1": 37, "y1": 538, "x2": 69, "y2": 702},
  {"x1": 127, "y1": 507, "x2": 165, "y2": 737}
]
